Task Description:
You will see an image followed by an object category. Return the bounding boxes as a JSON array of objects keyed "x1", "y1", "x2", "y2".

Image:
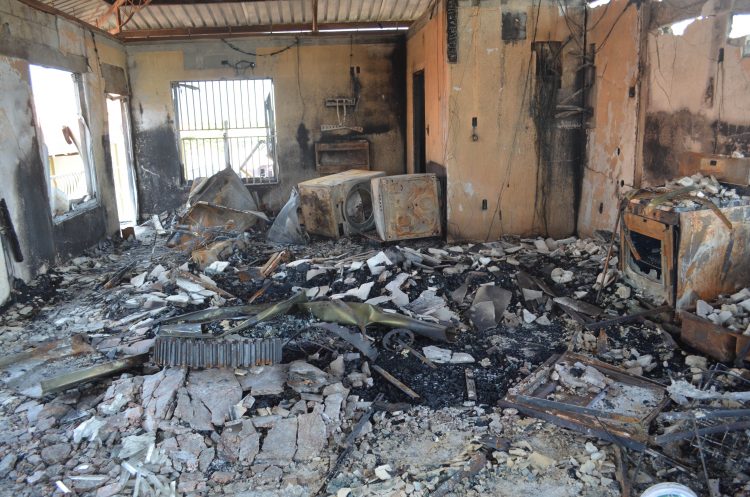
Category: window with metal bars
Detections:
[{"x1": 171, "y1": 79, "x2": 278, "y2": 184}]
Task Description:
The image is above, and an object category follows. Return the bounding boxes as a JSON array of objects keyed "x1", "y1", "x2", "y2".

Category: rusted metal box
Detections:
[
  {"x1": 680, "y1": 310, "x2": 739, "y2": 362},
  {"x1": 622, "y1": 196, "x2": 750, "y2": 308},
  {"x1": 371, "y1": 174, "x2": 442, "y2": 241},
  {"x1": 315, "y1": 140, "x2": 370, "y2": 174},
  {"x1": 298, "y1": 169, "x2": 385, "y2": 239}
]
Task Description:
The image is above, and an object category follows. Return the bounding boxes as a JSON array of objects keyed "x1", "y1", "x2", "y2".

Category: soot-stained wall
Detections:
[
  {"x1": 406, "y1": 0, "x2": 586, "y2": 241},
  {"x1": 644, "y1": 5, "x2": 750, "y2": 184},
  {"x1": 0, "y1": 0, "x2": 125, "y2": 297},
  {"x1": 127, "y1": 36, "x2": 406, "y2": 217}
]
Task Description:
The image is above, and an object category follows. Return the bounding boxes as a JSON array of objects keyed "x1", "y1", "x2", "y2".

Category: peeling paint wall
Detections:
[
  {"x1": 127, "y1": 37, "x2": 406, "y2": 216},
  {"x1": 0, "y1": 0, "x2": 125, "y2": 297},
  {"x1": 644, "y1": 7, "x2": 750, "y2": 184},
  {"x1": 577, "y1": 0, "x2": 642, "y2": 237}
]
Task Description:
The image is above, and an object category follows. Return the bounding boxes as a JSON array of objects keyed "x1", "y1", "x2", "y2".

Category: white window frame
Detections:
[
  {"x1": 171, "y1": 78, "x2": 279, "y2": 185},
  {"x1": 28, "y1": 64, "x2": 98, "y2": 221}
]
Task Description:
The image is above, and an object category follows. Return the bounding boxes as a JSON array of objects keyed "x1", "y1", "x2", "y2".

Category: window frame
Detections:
[
  {"x1": 170, "y1": 77, "x2": 280, "y2": 186},
  {"x1": 28, "y1": 64, "x2": 99, "y2": 222}
]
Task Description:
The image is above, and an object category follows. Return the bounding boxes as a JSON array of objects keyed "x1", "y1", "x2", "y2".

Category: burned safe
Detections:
[{"x1": 621, "y1": 190, "x2": 750, "y2": 309}]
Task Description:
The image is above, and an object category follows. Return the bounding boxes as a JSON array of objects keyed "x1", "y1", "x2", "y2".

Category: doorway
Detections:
[
  {"x1": 106, "y1": 95, "x2": 138, "y2": 226},
  {"x1": 412, "y1": 71, "x2": 426, "y2": 174}
]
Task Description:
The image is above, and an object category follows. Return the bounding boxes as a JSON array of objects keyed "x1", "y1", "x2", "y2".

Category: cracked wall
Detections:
[
  {"x1": 0, "y1": 0, "x2": 126, "y2": 302},
  {"x1": 127, "y1": 37, "x2": 406, "y2": 217}
]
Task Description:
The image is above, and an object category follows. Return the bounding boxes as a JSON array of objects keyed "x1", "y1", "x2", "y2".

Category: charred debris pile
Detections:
[{"x1": 0, "y1": 169, "x2": 749, "y2": 497}]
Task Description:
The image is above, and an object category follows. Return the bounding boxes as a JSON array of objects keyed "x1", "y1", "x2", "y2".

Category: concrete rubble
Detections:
[{"x1": 0, "y1": 217, "x2": 748, "y2": 497}]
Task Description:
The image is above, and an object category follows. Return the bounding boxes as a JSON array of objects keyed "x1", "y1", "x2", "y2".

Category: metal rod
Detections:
[{"x1": 372, "y1": 365, "x2": 420, "y2": 400}]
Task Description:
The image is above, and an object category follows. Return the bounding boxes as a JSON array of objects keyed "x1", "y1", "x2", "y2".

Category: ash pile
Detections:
[{"x1": 0, "y1": 169, "x2": 749, "y2": 497}]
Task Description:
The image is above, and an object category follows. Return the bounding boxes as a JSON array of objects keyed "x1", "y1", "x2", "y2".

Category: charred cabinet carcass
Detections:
[{"x1": 621, "y1": 191, "x2": 750, "y2": 308}]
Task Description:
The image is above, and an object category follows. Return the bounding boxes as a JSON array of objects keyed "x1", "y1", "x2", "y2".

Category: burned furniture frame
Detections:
[
  {"x1": 621, "y1": 196, "x2": 750, "y2": 309},
  {"x1": 621, "y1": 204, "x2": 677, "y2": 306},
  {"x1": 499, "y1": 352, "x2": 670, "y2": 451}
]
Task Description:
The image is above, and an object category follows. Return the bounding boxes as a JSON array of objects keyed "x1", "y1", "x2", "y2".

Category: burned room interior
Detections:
[{"x1": 2, "y1": 0, "x2": 750, "y2": 495}]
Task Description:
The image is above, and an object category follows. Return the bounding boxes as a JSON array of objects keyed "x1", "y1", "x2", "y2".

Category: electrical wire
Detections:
[
  {"x1": 484, "y1": 0, "x2": 541, "y2": 240},
  {"x1": 221, "y1": 37, "x2": 299, "y2": 57},
  {"x1": 594, "y1": 1, "x2": 631, "y2": 54}
]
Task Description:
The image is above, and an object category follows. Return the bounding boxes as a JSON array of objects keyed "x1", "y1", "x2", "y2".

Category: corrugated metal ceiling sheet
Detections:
[{"x1": 40, "y1": 0, "x2": 430, "y2": 32}]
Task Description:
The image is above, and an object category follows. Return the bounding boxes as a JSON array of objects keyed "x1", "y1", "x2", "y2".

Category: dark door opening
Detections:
[{"x1": 412, "y1": 71, "x2": 426, "y2": 174}]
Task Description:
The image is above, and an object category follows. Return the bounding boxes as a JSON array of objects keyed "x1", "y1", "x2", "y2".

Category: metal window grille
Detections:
[{"x1": 172, "y1": 79, "x2": 278, "y2": 184}]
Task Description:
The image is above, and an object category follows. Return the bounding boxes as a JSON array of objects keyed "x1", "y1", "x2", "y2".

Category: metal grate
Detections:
[
  {"x1": 172, "y1": 79, "x2": 278, "y2": 184},
  {"x1": 688, "y1": 365, "x2": 750, "y2": 469}
]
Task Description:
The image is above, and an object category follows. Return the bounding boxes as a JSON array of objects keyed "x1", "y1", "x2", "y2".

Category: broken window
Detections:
[
  {"x1": 171, "y1": 79, "x2": 278, "y2": 184},
  {"x1": 29, "y1": 65, "x2": 96, "y2": 218},
  {"x1": 729, "y1": 13, "x2": 750, "y2": 39}
]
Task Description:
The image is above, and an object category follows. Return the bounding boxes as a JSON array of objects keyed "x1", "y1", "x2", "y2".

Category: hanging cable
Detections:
[
  {"x1": 221, "y1": 38, "x2": 299, "y2": 57},
  {"x1": 595, "y1": 1, "x2": 632, "y2": 54}
]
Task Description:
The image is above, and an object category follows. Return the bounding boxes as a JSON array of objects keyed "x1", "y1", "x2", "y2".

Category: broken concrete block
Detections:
[
  {"x1": 332, "y1": 282, "x2": 374, "y2": 301},
  {"x1": 257, "y1": 417, "x2": 298, "y2": 464},
  {"x1": 205, "y1": 261, "x2": 230, "y2": 275},
  {"x1": 238, "y1": 364, "x2": 289, "y2": 396},
  {"x1": 174, "y1": 387, "x2": 213, "y2": 431},
  {"x1": 696, "y1": 299, "x2": 713, "y2": 318},
  {"x1": 175, "y1": 278, "x2": 205, "y2": 293},
  {"x1": 329, "y1": 356, "x2": 345, "y2": 378},
  {"x1": 551, "y1": 268, "x2": 574, "y2": 284},
  {"x1": 522, "y1": 288, "x2": 544, "y2": 301},
  {"x1": 186, "y1": 368, "x2": 242, "y2": 427},
  {"x1": 522, "y1": 309, "x2": 537, "y2": 323},
  {"x1": 536, "y1": 315, "x2": 551, "y2": 326},
  {"x1": 422, "y1": 346, "x2": 453, "y2": 364},
  {"x1": 288, "y1": 361, "x2": 330, "y2": 393},
  {"x1": 450, "y1": 352, "x2": 475, "y2": 364},
  {"x1": 367, "y1": 252, "x2": 392, "y2": 276},
  {"x1": 528, "y1": 451, "x2": 555, "y2": 470},
  {"x1": 141, "y1": 367, "x2": 186, "y2": 432},
  {"x1": 218, "y1": 419, "x2": 259, "y2": 464},
  {"x1": 615, "y1": 285, "x2": 632, "y2": 299},
  {"x1": 166, "y1": 294, "x2": 190, "y2": 307},
  {"x1": 130, "y1": 271, "x2": 147, "y2": 287},
  {"x1": 685, "y1": 355, "x2": 707, "y2": 370},
  {"x1": 294, "y1": 413, "x2": 327, "y2": 462},
  {"x1": 374, "y1": 464, "x2": 393, "y2": 480},
  {"x1": 324, "y1": 392, "x2": 346, "y2": 423},
  {"x1": 41, "y1": 443, "x2": 72, "y2": 465}
]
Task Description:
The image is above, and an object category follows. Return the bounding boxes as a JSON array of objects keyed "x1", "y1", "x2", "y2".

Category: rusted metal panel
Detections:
[
  {"x1": 315, "y1": 140, "x2": 370, "y2": 175},
  {"x1": 676, "y1": 204, "x2": 750, "y2": 308},
  {"x1": 680, "y1": 310, "x2": 738, "y2": 362},
  {"x1": 152, "y1": 336, "x2": 283, "y2": 368},
  {"x1": 298, "y1": 169, "x2": 385, "y2": 239},
  {"x1": 371, "y1": 174, "x2": 441, "y2": 241},
  {"x1": 679, "y1": 152, "x2": 750, "y2": 187}
]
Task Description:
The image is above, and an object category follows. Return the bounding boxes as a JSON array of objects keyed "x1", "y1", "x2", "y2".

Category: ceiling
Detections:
[{"x1": 35, "y1": 0, "x2": 429, "y2": 40}]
